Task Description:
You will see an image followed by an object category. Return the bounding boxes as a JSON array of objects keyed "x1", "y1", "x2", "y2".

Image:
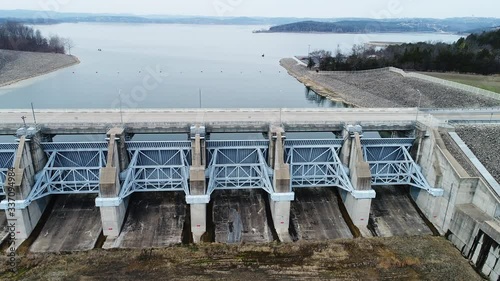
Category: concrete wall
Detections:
[
  {"x1": 448, "y1": 205, "x2": 500, "y2": 280},
  {"x1": 415, "y1": 127, "x2": 500, "y2": 280},
  {"x1": 413, "y1": 128, "x2": 478, "y2": 232}
]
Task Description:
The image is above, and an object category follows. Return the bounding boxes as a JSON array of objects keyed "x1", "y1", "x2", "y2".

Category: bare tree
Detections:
[
  {"x1": 63, "y1": 38, "x2": 75, "y2": 55},
  {"x1": 307, "y1": 57, "x2": 314, "y2": 69}
]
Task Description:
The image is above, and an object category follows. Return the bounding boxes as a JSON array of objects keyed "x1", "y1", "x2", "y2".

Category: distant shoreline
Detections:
[
  {"x1": 0, "y1": 50, "x2": 80, "y2": 88},
  {"x1": 254, "y1": 30, "x2": 458, "y2": 35}
]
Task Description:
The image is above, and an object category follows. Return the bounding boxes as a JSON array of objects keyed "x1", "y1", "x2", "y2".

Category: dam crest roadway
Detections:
[{"x1": 0, "y1": 107, "x2": 499, "y2": 134}]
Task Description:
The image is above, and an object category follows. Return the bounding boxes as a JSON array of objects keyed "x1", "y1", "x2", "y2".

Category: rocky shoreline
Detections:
[
  {"x1": 280, "y1": 58, "x2": 500, "y2": 108},
  {"x1": 0, "y1": 49, "x2": 79, "y2": 88}
]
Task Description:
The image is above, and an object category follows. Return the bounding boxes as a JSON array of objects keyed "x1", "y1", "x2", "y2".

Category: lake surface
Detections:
[{"x1": 0, "y1": 23, "x2": 462, "y2": 110}]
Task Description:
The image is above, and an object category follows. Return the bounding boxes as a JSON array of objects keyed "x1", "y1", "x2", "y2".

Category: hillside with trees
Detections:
[
  {"x1": 258, "y1": 18, "x2": 500, "y2": 34},
  {"x1": 0, "y1": 22, "x2": 68, "y2": 54},
  {"x1": 309, "y1": 29, "x2": 500, "y2": 75},
  {"x1": 262, "y1": 20, "x2": 437, "y2": 33}
]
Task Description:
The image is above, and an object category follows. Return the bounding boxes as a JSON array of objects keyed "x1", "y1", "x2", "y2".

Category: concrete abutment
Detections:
[
  {"x1": 412, "y1": 126, "x2": 500, "y2": 280},
  {"x1": 7, "y1": 130, "x2": 49, "y2": 242}
]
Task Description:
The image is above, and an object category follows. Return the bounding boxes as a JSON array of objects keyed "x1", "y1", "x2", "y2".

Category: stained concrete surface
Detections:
[
  {"x1": 0, "y1": 210, "x2": 8, "y2": 243},
  {"x1": 213, "y1": 190, "x2": 273, "y2": 243},
  {"x1": 30, "y1": 195, "x2": 102, "y2": 253},
  {"x1": 363, "y1": 186, "x2": 433, "y2": 237},
  {"x1": 290, "y1": 188, "x2": 353, "y2": 241},
  {"x1": 104, "y1": 192, "x2": 186, "y2": 249}
]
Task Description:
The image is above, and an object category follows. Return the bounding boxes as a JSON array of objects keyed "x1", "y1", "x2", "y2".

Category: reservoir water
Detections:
[{"x1": 0, "y1": 23, "x2": 461, "y2": 110}]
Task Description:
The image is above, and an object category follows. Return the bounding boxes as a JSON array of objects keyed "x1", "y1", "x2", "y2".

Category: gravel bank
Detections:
[
  {"x1": 0, "y1": 49, "x2": 79, "y2": 87},
  {"x1": 281, "y1": 58, "x2": 500, "y2": 108},
  {"x1": 455, "y1": 124, "x2": 500, "y2": 183},
  {"x1": 440, "y1": 131, "x2": 479, "y2": 178}
]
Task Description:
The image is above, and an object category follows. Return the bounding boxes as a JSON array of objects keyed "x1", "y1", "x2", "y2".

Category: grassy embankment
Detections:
[{"x1": 421, "y1": 72, "x2": 500, "y2": 94}]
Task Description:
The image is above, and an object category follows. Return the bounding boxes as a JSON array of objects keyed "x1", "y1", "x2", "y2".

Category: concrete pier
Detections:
[
  {"x1": 98, "y1": 128, "x2": 128, "y2": 238},
  {"x1": 268, "y1": 126, "x2": 294, "y2": 242},
  {"x1": 342, "y1": 131, "x2": 373, "y2": 229},
  {"x1": 187, "y1": 127, "x2": 208, "y2": 243},
  {"x1": 8, "y1": 132, "x2": 49, "y2": 242}
]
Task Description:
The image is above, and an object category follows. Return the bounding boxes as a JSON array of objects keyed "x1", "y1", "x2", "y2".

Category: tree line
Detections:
[
  {"x1": 0, "y1": 22, "x2": 72, "y2": 54},
  {"x1": 309, "y1": 29, "x2": 500, "y2": 75},
  {"x1": 266, "y1": 20, "x2": 437, "y2": 33}
]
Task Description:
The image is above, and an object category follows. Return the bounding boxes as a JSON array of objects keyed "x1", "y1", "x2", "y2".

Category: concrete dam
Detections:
[{"x1": 0, "y1": 108, "x2": 499, "y2": 279}]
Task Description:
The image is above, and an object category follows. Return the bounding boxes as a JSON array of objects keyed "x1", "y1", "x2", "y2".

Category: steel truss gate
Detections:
[
  {"x1": 0, "y1": 137, "x2": 444, "y2": 208},
  {"x1": 206, "y1": 140, "x2": 273, "y2": 195},
  {"x1": 0, "y1": 144, "x2": 17, "y2": 196},
  {"x1": 22, "y1": 142, "x2": 108, "y2": 206},
  {"x1": 284, "y1": 139, "x2": 354, "y2": 193},
  {"x1": 361, "y1": 138, "x2": 443, "y2": 196},
  {"x1": 119, "y1": 141, "x2": 191, "y2": 199}
]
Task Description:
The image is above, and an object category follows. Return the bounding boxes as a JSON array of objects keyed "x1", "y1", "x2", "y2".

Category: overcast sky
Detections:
[{"x1": 0, "y1": 0, "x2": 498, "y2": 18}]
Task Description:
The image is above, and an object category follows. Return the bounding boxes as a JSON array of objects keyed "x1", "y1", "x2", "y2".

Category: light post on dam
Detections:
[{"x1": 416, "y1": 89, "x2": 422, "y2": 122}]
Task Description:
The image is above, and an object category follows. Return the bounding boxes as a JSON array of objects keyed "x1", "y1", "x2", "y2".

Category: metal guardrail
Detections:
[
  {"x1": 42, "y1": 142, "x2": 109, "y2": 151},
  {"x1": 285, "y1": 139, "x2": 343, "y2": 147},
  {"x1": 422, "y1": 107, "x2": 500, "y2": 113},
  {"x1": 0, "y1": 143, "x2": 18, "y2": 150},
  {"x1": 447, "y1": 120, "x2": 500, "y2": 125},
  {"x1": 206, "y1": 140, "x2": 270, "y2": 148},
  {"x1": 315, "y1": 67, "x2": 394, "y2": 75},
  {"x1": 126, "y1": 141, "x2": 192, "y2": 149},
  {"x1": 361, "y1": 138, "x2": 415, "y2": 146}
]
